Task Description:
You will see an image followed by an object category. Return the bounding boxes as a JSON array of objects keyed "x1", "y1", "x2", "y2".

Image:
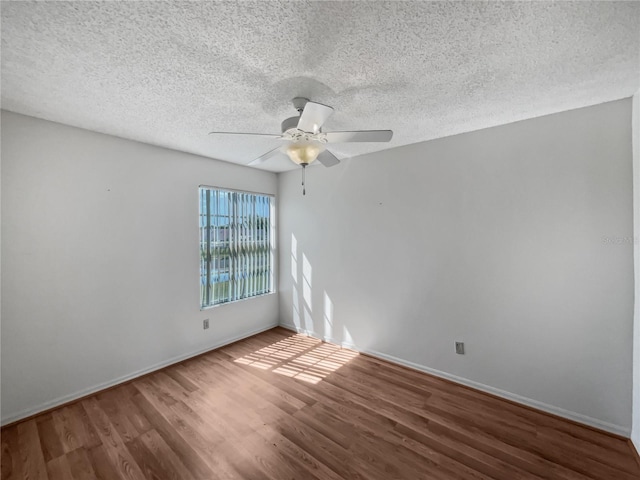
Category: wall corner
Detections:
[{"x1": 632, "y1": 90, "x2": 640, "y2": 449}]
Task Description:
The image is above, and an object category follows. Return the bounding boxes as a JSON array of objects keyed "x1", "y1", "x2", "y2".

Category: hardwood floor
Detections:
[{"x1": 2, "y1": 327, "x2": 638, "y2": 479}]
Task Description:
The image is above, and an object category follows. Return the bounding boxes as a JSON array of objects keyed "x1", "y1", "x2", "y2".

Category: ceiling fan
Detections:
[{"x1": 209, "y1": 97, "x2": 393, "y2": 194}]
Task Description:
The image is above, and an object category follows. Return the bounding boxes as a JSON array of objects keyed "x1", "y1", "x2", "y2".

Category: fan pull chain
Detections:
[{"x1": 301, "y1": 165, "x2": 306, "y2": 195}]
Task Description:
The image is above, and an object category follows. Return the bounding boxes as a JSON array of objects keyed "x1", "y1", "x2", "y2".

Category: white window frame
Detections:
[{"x1": 199, "y1": 185, "x2": 275, "y2": 309}]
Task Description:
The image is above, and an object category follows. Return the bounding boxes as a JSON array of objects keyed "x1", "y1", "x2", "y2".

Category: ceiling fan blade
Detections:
[
  {"x1": 316, "y1": 150, "x2": 340, "y2": 168},
  {"x1": 324, "y1": 130, "x2": 393, "y2": 143},
  {"x1": 209, "y1": 131, "x2": 282, "y2": 138},
  {"x1": 248, "y1": 147, "x2": 282, "y2": 166},
  {"x1": 297, "y1": 101, "x2": 334, "y2": 133}
]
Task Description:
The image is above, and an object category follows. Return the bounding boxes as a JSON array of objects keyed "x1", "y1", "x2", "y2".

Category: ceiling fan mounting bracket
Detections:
[{"x1": 291, "y1": 97, "x2": 309, "y2": 113}]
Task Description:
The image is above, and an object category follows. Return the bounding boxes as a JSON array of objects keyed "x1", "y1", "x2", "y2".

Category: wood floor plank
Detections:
[
  {"x1": 52, "y1": 407, "x2": 84, "y2": 453},
  {"x1": 133, "y1": 379, "x2": 227, "y2": 450},
  {"x1": 163, "y1": 367, "x2": 199, "y2": 393},
  {"x1": 46, "y1": 454, "x2": 74, "y2": 479},
  {"x1": 391, "y1": 402, "x2": 593, "y2": 480},
  {"x1": 134, "y1": 378, "x2": 244, "y2": 479},
  {"x1": 0, "y1": 433, "x2": 11, "y2": 480},
  {"x1": 1, "y1": 426, "x2": 21, "y2": 480},
  {"x1": 357, "y1": 351, "x2": 630, "y2": 453},
  {"x1": 137, "y1": 429, "x2": 197, "y2": 480},
  {"x1": 251, "y1": 423, "x2": 346, "y2": 480},
  {"x1": 67, "y1": 447, "x2": 99, "y2": 480},
  {"x1": 17, "y1": 419, "x2": 48, "y2": 480},
  {"x1": 87, "y1": 445, "x2": 123, "y2": 480},
  {"x1": 117, "y1": 384, "x2": 154, "y2": 435},
  {"x1": 3, "y1": 327, "x2": 639, "y2": 480},
  {"x1": 71, "y1": 402, "x2": 103, "y2": 449},
  {"x1": 95, "y1": 391, "x2": 141, "y2": 443},
  {"x1": 81, "y1": 398, "x2": 146, "y2": 480},
  {"x1": 126, "y1": 432, "x2": 194, "y2": 480},
  {"x1": 266, "y1": 408, "x2": 369, "y2": 479},
  {"x1": 130, "y1": 393, "x2": 216, "y2": 480},
  {"x1": 36, "y1": 413, "x2": 65, "y2": 463}
]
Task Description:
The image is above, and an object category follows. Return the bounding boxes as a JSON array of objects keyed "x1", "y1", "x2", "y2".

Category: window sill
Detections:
[{"x1": 200, "y1": 291, "x2": 277, "y2": 311}]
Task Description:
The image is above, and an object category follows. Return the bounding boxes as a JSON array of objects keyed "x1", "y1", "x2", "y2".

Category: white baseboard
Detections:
[
  {"x1": 1, "y1": 323, "x2": 279, "y2": 426},
  {"x1": 279, "y1": 323, "x2": 630, "y2": 437}
]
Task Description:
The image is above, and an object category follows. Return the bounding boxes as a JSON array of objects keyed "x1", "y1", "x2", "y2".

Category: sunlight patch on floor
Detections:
[{"x1": 234, "y1": 334, "x2": 358, "y2": 384}]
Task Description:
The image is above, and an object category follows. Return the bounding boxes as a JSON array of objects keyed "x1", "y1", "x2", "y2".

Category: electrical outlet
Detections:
[
  {"x1": 455, "y1": 342, "x2": 465, "y2": 355},
  {"x1": 203, "y1": 319, "x2": 209, "y2": 330}
]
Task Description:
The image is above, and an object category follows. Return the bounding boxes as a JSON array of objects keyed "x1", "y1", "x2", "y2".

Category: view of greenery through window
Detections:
[{"x1": 199, "y1": 187, "x2": 273, "y2": 308}]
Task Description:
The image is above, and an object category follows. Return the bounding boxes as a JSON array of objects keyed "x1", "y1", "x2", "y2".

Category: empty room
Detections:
[{"x1": 2, "y1": 1, "x2": 640, "y2": 479}]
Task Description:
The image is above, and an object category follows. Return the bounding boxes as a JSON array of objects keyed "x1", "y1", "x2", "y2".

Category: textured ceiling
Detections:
[{"x1": 2, "y1": 1, "x2": 640, "y2": 172}]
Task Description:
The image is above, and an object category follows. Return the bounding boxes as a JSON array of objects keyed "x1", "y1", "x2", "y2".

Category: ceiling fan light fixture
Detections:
[{"x1": 286, "y1": 141, "x2": 323, "y2": 166}]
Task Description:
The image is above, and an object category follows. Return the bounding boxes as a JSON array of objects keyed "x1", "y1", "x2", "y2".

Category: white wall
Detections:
[
  {"x1": 1, "y1": 111, "x2": 279, "y2": 424},
  {"x1": 279, "y1": 98, "x2": 634, "y2": 434},
  {"x1": 632, "y1": 91, "x2": 640, "y2": 450}
]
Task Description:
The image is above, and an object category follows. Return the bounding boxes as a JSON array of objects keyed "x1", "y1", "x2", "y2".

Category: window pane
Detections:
[{"x1": 199, "y1": 187, "x2": 273, "y2": 308}]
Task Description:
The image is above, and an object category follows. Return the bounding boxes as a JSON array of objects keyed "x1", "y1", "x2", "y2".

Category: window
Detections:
[{"x1": 199, "y1": 187, "x2": 274, "y2": 308}]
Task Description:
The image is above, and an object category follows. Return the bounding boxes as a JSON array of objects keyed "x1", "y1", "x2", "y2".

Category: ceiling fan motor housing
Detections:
[{"x1": 281, "y1": 116, "x2": 301, "y2": 133}]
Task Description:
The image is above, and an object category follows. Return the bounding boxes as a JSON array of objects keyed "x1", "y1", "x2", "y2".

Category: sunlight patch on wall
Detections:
[
  {"x1": 291, "y1": 256, "x2": 298, "y2": 282},
  {"x1": 292, "y1": 307, "x2": 301, "y2": 328},
  {"x1": 302, "y1": 253, "x2": 312, "y2": 311},
  {"x1": 292, "y1": 284, "x2": 300, "y2": 312},
  {"x1": 324, "y1": 291, "x2": 333, "y2": 340},
  {"x1": 291, "y1": 233, "x2": 298, "y2": 284},
  {"x1": 343, "y1": 326, "x2": 354, "y2": 346},
  {"x1": 303, "y1": 306, "x2": 313, "y2": 331},
  {"x1": 292, "y1": 284, "x2": 301, "y2": 328},
  {"x1": 302, "y1": 254, "x2": 312, "y2": 283},
  {"x1": 303, "y1": 281, "x2": 312, "y2": 312}
]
